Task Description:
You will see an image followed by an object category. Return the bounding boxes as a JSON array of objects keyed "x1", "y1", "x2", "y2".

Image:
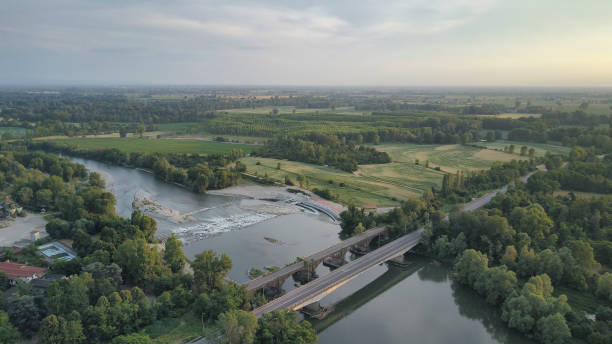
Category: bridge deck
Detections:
[
  {"x1": 252, "y1": 229, "x2": 422, "y2": 317},
  {"x1": 246, "y1": 226, "x2": 387, "y2": 292}
]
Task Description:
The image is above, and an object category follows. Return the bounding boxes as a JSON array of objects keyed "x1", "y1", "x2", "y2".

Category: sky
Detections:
[{"x1": 1, "y1": 0, "x2": 612, "y2": 86}]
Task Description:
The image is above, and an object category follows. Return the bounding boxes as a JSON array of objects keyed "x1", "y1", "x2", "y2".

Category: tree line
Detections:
[{"x1": 0, "y1": 149, "x2": 317, "y2": 343}]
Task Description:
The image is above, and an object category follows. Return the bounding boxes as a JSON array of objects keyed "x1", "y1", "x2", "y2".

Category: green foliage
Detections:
[
  {"x1": 6, "y1": 295, "x2": 42, "y2": 338},
  {"x1": 256, "y1": 310, "x2": 317, "y2": 344},
  {"x1": 46, "y1": 274, "x2": 91, "y2": 317},
  {"x1": 453, "y1": 249, "x2": 489, "y2": 287},
  {"x1": 111, "y1": 333, "x2": 153, "y2": 344},
  {"x1": 192, "y1": 250, "x2": 232, "y2": 291},
  {"x1": 596, "y1": 273, "x2": 612, "y2": 301},
  {"x1": 38, "y1": 314, "x2": 85, "y2": 344},
  {"x1": 254, "y1": 134, "x2": 390, "y2": 172},
  {"x1": 0, "y1": 311, "x2": 20, "y2": 344},
  {"x1": 113, "y1": 238, "x2": 166, "y2": 286},
  {"x1": 212, "y1": 310, "x2": 258, "y2": 344},
  {"x1": 163, "y1": 234, "x2": 186, "y2": 273}
]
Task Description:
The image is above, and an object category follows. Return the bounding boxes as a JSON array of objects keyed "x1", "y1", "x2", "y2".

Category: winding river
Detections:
[{"x1": 73, "y1": 158, "x2": 532, "y2": 344}]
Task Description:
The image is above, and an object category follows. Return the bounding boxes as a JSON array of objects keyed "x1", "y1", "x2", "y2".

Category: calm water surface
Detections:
[{"x1": 75, "y1": 158, "x2": 532, "y2": 344}]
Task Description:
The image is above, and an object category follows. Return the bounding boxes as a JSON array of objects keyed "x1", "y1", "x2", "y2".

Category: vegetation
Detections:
[
  {"x1": 45, "y1": 137, "x2": 255, "y2": 155},
  {"x1": 0, "y1": 149, "x2": 317, "y2": 344}
]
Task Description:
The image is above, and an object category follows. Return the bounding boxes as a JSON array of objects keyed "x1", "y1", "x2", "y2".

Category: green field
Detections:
[
  {"x1": 155, "y1": 122, "x2": 198, "y2": 132},
  {"x1": 222, "y1": 106, "x2": 366, "y2": 116},
  {"x1": 241, "y1": 143, "x2": 536, "y2": 206},
  {"x1": 0, "y1": 127, "x2": 26, "y2": 138},
  {"x1": 471, "y1": 140, "x2": 570, "y2": 157},
  {"x1": 373, "y1": 143, "x2": 523, "y2": 173},
  {"x1": 145, "y1": 312, "x2": 215, "y2": 343},
  {"x1": 46, "y1": 137, "x2": 255, "y2": 154},
  {"x1": 241, "y1": 157, "x2": 423, "y2": 206}
]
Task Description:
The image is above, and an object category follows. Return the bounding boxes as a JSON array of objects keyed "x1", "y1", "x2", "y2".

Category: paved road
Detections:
[
  {"x1": 253, "y1": 229, "x2": 423, "y2": 317},
  {"x1": 246, "y1": 226, "x2": 387, "y2": 292}
]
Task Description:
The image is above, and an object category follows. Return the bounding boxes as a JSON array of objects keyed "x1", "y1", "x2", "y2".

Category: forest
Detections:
[{"x1": 0, "y1": 150, "x2": 316, "y2": 343}]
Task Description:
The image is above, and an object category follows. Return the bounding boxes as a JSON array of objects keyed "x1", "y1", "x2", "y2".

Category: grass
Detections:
[
  {"x1": 145, "y1": 312, "x2": 215, "y2": 343},
  {"x1": 470, "y1": 140, "x2": 570, "y2": 157},
  {"x1": 241, "y1": 142, "x2": 535, "y2": 207},
  {"x1": 372, "y1": 143, "x2": 522, "y2": 173},
  {"x1": 45, "y1": 137, "x2": 255, "y2": 155},
  {"x1": 553, "y1": 286, "x2": 611, "y2": 315},
  {"x1": 241, "y1": 157, "x2": 421, "y2": 206},
  {"x1": 156, "y1": 122, "x2": 198, "y2": 132},
  {"x1": 221, "y1": 106, "x2": 366, "y2": 116},
  {"x1": 0, "y1": 127, "x2": 26, "y2": 138},
  {"x1": 553, "y1": 190, "x2": 612, "y2": 199}
]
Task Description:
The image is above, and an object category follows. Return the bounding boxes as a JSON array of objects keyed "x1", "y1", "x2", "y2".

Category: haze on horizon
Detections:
[{"x1": 1, "y1": 0, "x2": 611, "y2": 87}]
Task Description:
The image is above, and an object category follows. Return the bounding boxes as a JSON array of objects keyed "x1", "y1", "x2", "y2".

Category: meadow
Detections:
[
  {"x1": 44, "y1": 137, "x2": 255, "y2": 155},
  {"x1": 0, "y1": 127, "x2": 27, "y2": 137},
  {"x1": 372, "y1": 143, "x2": 523, "y2": 173},
  {"x1": 470, "y1": 140, "x2": 570, "y2": 156},
  {"x1": 241, "y1": 157, "x2": 422, "y2": 206},
  {"x1": 240, "y1": 143, "x2": 528, "y2": 206}
]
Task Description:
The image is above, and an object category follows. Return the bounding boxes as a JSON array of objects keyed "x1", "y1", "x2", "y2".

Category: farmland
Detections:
[
  {"x1": 240, "y1": 143, "x2": 531, "y2": 206},
  {"x1": 372, "y1": 143, "x2": 523, "y2": 173},
  {"x1": 43, "y1": 137, "x2": 255, "y2": 155},
  {"x1": 470, "y1": 140, "x2": 570, "y2": 156}
]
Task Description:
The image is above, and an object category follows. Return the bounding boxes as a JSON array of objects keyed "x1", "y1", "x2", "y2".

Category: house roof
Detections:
[{"x1": 0, "y1": 261, "x2": 47, "y2": 280}]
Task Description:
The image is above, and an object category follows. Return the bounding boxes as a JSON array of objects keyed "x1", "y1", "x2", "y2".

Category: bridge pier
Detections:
[{"x1": 300, "y1": 302, "x2": 334, "y2": 320}]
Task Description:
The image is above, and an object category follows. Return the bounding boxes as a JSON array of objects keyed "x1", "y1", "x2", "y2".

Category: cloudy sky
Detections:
[{"x1": 1, "y1": 0, "x2": 611, "y2": 86}]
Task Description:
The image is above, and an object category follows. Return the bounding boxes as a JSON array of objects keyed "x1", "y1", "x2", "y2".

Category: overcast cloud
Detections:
[{"x1": 1, "y1": 0, "x2": 611, "y2": 86}]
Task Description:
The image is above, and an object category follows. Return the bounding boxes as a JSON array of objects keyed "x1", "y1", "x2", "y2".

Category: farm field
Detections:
[
  {"x1": 0, "y1": 127, "x2": 26, "y2": 137},
  {"x1": 222, "y1": 106, "x2": 366, "y2": 115},
  {"x1": 44, "y1": 137, "x2": 255, "y2": 155},
  {"x1": 372, "y1": 143, "x2": 523, "y2": 173},
  {"x1": 480, "y1": 113, "x2": 542, "y2": 119},
  {"x1": 240, "y1": 157, "x2": 423, "y2": 206},
  {"x1": 471, "y1": 140, "x2": 570, "y2": 156},
  {"x1": 241, "y1": 142, "x2": 538, "y2": 206}
]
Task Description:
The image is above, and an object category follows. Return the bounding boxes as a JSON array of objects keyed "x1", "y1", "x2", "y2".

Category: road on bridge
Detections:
[
  {"x1": 253, "y1": 229, "x2": 422, "y2": 317},
  {"x1": 246, "y1": 226, "x2": 387, "y2": 292},
  {"x1": 253, "y1": 177, "x2": 531, "y2": 317}
]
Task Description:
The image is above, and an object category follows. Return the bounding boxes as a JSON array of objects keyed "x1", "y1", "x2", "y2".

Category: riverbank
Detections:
[{"x1": 207, "y1": 184, "x2": 346, "y2": 212}]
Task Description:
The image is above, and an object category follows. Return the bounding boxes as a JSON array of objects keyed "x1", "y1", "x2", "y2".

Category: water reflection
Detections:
[{"x1": 314, "y1": 256, "x2": 533, "y2": 344}]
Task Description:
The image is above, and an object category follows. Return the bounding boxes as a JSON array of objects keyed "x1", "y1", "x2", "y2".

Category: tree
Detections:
[
  {"x1": 46, "y1": 274, "x2": 91, "y2": 317},
  {"x1": 114, "y1": 238, "x2": 164, "y2": 285},
  {"x1": 536, "y1": 313, "x2": 571, "y2": 344},
  {"x1": 256, "y1": 310, "x2": 317, "y2": 344},
  {"x1": 569, "y1": 240, "x2": 600, "y2": 273},
  {"x1": 476, "y1": 265, "x2": 518, "y2": 305},
  {"x1": 500, "y1": 245, "x2": 518, "y2": 269},
  {"x1": 596, "y1": 273, "x2": 612, "y2": 301},
  {"x1": 213, "y1": 310, "x2": 257, "y2": 344},
  {"x1": 0, "y1": 272, "x2": 9, "y2": 291},
  {"x1": 38, "y1": 314, "x2": 84, "y2": 344},
  {"x1": 6, "y1": 295, "x2": 41, "y2": 337},
  {"x1": 537, "y1": 249, "x2": 564, "y2": 283},
  {"x1": 130, "y1": 210, "x2": 157, "y2": 241},
  {"x1": 72, "y1": 230, "x2": 93, "y2": 257},
  {"x1": 0, "y1": 311, "x2": 20, "y2": 344},
  {"x1": 453, "y1": 249, "x2": 488, "y2": 287},
  {"x1": 192, "y1": 250, "x2": 232, "y2": 291},
  {"x1": 163, "y1": 234, "x2": 186, "y2": 273}
]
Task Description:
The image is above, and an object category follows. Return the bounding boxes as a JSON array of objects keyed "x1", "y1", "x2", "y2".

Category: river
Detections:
[{"x1": 74, "y1": 158, "x2": 532, "y2": 344}]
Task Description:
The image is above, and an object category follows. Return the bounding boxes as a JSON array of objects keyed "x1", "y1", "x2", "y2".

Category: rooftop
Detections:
[{"x1": 0, "y1": 261, "x2": 47, "y2": 280}]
